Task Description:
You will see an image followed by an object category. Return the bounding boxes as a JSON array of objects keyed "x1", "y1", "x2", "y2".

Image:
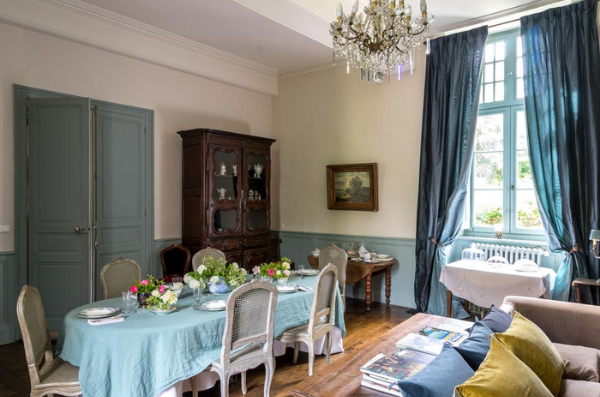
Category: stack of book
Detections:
[{"x1": 360, "y1": 325, "x2": 468, "y2": 396}]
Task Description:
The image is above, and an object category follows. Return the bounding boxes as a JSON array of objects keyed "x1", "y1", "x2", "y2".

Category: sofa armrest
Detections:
[{"x1": 501, "y1": 296, "x2": 600, "y2": 349}]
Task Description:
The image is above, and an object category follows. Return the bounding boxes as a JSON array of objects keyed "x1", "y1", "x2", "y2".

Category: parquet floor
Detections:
[{"x1": 0, "y1": 298, "x2": 413, "y2": 397}]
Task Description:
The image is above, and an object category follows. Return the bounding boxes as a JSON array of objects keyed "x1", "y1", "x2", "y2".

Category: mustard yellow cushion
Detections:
[
  {"x1": 455, "y1": 336, "x2": 553, "y2": 397},
  {"x1": 496, "y1": 311, "x2": 564, "y2": 396}
]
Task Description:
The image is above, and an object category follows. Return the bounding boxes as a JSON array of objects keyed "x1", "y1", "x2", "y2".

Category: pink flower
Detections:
[
  {"x1": 159, "y1": 285, "x2": 165, "y2": 294},
  {"x1": 252, "y1": 266, "x2": 260, "y2": 275},
  {"x1": 284, "y1": 269, "x2": 291, "y2": 277},
  {"x1": 130, "y1": 286, "x2": 138, "y2": 293},
  {"x1": 140, "y1": 280, "x2": 149, "y2": 286},
  {"x1": 268, "y1": 268, "x2": 275, "y2": 277}
]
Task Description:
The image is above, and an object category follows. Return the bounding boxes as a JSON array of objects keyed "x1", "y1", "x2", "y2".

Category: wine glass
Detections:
[
  {"x1": 172, "y1": 276, "x2": 183, "y2": 284},
  {"x1": 121, "y1": 291, "x2": 131, "y2": 314},
  {"x1": 193, "y1": 287, "x2": 203, "y2": 311}
]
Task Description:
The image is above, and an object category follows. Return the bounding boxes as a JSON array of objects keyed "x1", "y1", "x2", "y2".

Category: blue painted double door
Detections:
[{"x1": 28, "y1": 98, "x2": 152, "y2": 331}]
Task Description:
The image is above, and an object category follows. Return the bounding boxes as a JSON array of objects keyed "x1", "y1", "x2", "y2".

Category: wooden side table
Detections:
[{"x1": 572, "y1": 278, "x2": 600, "y2": 303}]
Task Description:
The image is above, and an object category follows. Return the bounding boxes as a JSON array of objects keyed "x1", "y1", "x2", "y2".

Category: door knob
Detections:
[{"x1": 74, "y1": 226, "x2": 86, "y2": 233}]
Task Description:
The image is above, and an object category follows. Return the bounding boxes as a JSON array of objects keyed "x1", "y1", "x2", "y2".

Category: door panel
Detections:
[
  {"x1": 28, "y1": 98, "x2": 91, "y2": 332},
  {"x1": 94, "y1": 105, "x2": 149, "y2": 299}
]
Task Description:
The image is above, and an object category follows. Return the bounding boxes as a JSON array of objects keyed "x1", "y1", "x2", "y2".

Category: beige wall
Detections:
[
  {"x1": 0, "y1": 22, "x2": 272, "y2": 252},
  {"x1": 272, "y1": 51, "x2": 426, "y2": 238}
]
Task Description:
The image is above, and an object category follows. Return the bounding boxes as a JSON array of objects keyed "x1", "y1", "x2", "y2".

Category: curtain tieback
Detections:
[
  {"x1": 567, "y1": 246, "x2": 580, "y2": 256},
  {"x1": 429, "y1": 237, "x2": 442, "y2": 248}
]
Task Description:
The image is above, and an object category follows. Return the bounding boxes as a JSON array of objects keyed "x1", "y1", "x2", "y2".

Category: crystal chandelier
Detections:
[{"x1": 330, "y1": 0, "x2": 434, "y2": 84}]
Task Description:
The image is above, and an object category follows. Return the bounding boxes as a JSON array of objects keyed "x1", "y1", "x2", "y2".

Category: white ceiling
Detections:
[{"x1": 81, "y1": 0, "x2": 565, "y2": 73}]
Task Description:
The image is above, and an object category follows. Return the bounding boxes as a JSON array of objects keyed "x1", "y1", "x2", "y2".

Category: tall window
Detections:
[{"x1": 468, "y1": 30, "x2": 541, "y2": 236}]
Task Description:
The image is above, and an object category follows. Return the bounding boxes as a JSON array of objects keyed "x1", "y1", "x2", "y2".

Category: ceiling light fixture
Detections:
[{"x1": 330, "y1": 0, "x2": 434, "y2": 84}]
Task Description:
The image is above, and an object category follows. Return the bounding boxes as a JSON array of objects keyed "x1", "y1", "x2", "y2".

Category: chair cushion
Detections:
[
  {"x1": 396, "y1": 343, "x2": 474, "y2": 397},
  {"x1": 455, "y1": 336, "x2": 553, "y2": 397},
  {"x1": 454, "y1": 320, "x2": 494, "y2": 371},
  {"x1": 554, "y1": 343, "x2": 600, "y2": 382},
  {"x1": 475, "y1": 305, "x2": 512, "y2": 333},
  {"x1": 495, "y1": 311, "x2": 564, "y2": 396},
  {"x1": 559, "y1": 379, "x2": 600, "y2": 397}
]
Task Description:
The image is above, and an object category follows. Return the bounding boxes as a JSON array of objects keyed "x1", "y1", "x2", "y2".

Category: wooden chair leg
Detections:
[
  {"x1": 220, "y1": 373, "x2": 230, "y2": 397},
  {"x1": 325, "y1": 332, "x2": 332, "y2": 365},
  {"x1": 264, "y1": 358, "x2": 274, "y2": 397},
  {"x1": 293, "y1": 342, "x2": 300, "y2": 364},
  {"x1": 241, "y1": 371, "x2": 247, "y2": 394},
  {"x1": 447, "y1": 290, "x2": 453, "y2": 318},
  {"x1": 307, "y1": 342, "x2": 315, "y2": 377},
  {"x1": 189, "y1": 377, "x2": 198, "y2": 397}
]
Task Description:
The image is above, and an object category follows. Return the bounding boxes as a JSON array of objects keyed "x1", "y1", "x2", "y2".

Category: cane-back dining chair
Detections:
[
  {"x1": 190, "y1": 247, "x2": 227, "y2": 272},
  {"x1": 160, "y1": 244, "x2": 191, "y2": 281},
  {"x1": 100, "y1": 257, "x2": 142, "y2": 299},
  {"x1": 190, "y1": 280, "x2": 278, "y2": 397},
  {"x1": 318, "y1": 244, "x2": 347, "y2": 307},
  {"x1": 17, "y1": 285, "x2": 82, "y2": 397},
  {"x1": 277, "y1": 264, "x2": 338, "y2": 376}
]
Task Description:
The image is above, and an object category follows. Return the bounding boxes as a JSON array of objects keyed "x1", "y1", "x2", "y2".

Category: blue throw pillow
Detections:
[
  {"x1": 397, "y1": 343, "x2": 474, "y2": 397},
  {"x1": 478, "y1": 305, "x2": 512, "y2": 333},
  {"x1": 454, "y1": 320, "x2": 494, "y2": 371}
]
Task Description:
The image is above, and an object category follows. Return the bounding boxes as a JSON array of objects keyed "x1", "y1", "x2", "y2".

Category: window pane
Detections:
[
  {"x1": 495, "y1": 62, "x2": 505, "y2": 81},
  {"x1": 516, "y1": 37, "x2": 523, "y2": 57},
  {"x1": 495, "y1": 42, "x2": 506, "y2": 61},
  {"x1": 516, "y1": 110, "x2": 527, "y2": 149},
  {"x1": 485, "y1": 44, "x2": 495, "y2": 62},
  {"x1": 474, "y1": 190, "x2": 503, "y2": 226},
  {"x1": 516, "y1": 190, "x2": 541, "y2": 228},
  {"x1": 480, "y1": 87, "x2": 484, "y2": 104},
  {"x1": 484, "y1": 83, "x2": 494, "y2": 103},
  {"x1": 516, "y1": 57, "x2": 524, "y2": 78},
  {"x1": 516, "y1": 78, "x2": 524, "y2": 99},
  {"x1": 475, "y1": 114, "x2": 504, "y2": 151},
  {"x1": 475, "y1": 153, "x2": 504, "y2": 188},
  {"x1": 485, "y1": 63, "x2": 494, "y2": 83},
  {"x1": 517, "y1": 150, "x2": 534, "y2": 188},
  {"x1": 495, "y1": 82, "x2": 505, "y2": 102}
]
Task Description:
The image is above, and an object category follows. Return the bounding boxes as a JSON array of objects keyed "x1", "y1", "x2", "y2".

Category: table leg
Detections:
[
  {"x1": 365, "y1": 273, "x2": 372, "y2": 312},
  {"x1": 385, "y1": 266, "x2": 392, "y2": 306},
  {"x1": 575, "y1": 284, "x2": 582, "y2": 304},
  {"x1": 446, "y1": 290, "x2": 452, "y2": 318}
]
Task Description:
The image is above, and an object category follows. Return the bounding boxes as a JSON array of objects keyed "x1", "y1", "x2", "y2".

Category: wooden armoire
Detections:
[{"x1": 178, "y1": 129, "x2": 275, "y2": 271}]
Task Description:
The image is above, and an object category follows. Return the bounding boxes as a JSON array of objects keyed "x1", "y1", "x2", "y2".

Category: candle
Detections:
[
  {"x1": 420, "y1": 0, "x2": 427, "y2": 12},
  {"x1": 337, "y1": 3, "x2": 343, "y2": 17}
]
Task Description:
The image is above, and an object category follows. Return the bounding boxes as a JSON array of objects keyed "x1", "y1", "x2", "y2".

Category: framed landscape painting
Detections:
[{"x1": 326, "y1": 163, "x2": 378, "y2": 211}]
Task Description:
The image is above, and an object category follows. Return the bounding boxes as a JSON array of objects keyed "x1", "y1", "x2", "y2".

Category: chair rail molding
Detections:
[{"x1": 0, "y1": 0, "x2": 278, "y2": 96}]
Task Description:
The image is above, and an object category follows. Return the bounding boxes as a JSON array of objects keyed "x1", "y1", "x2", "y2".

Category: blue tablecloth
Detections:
[{"x1": 56, "y1": 276, "x2": 345, "y2": 397}]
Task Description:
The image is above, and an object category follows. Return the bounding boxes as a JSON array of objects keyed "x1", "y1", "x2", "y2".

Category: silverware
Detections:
[{"x1": 88, "y1": 314, "x2": 124, "y2": 324}]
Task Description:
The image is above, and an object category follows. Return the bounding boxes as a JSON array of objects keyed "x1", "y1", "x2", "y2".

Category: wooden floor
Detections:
[{"x1": 0, "y1": 298, "x2": 413, "y2": 397}]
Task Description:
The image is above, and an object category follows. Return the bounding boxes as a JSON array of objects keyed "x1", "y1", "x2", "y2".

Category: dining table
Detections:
[{"x1": 56, "y1": 275, "x2": 346, "y2": 397}]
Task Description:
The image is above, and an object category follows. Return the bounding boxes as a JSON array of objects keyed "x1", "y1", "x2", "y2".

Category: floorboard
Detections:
[{"x1": 0, "y1": 298, "x2": 413, "y2": 397}]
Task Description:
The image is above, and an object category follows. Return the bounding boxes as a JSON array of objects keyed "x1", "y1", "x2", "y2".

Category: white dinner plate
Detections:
[
  {"x1": 300, "y1": 269, "x2": 320, "y2": 276},
  {"x1": 363, "y1": 259, "x2": 382, "y2": 264},
  {"x1": 276, "y1": 285, "x2": 298, "y2": 294},
  {"x1": 77, "y1": 307, "x2": 118, "y2": 319},
  {"x1": 201, "y1": 300, "x2": 227, "y2": 311},
  {"x1": 377, "y1": 254, "x2": 391, "y2": 260},
  {"x1": 351, "y1": 258, "x2": 364, "y2": 262},
  {"x1": 149, "y1": 307, "x2": 176, "y2": 315}
]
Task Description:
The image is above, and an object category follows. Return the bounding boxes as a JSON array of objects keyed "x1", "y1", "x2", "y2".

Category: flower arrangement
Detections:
[
  {"x1": 184, "y1": 256, "x2": 247, "y2": 288},
  {"x1": 130, "y1": 275, "x2": 163, "y2": 295},
  {"x1": 253, "y1": 258, "x2": 293, "y2": 281},
  {"x1": 145, "y1": 284, "x2": 178, "y2": 311}
]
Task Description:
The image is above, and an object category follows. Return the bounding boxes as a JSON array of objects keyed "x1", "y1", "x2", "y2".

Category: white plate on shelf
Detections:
[
  {"x1": 377, "y1": 254, "x2": 391, "y2": 260},
  {"x1": 77, "y1": 307, "x2": 119, "y2": 319},
  {"x1": 276, "y1": 285, "x2": 298, "y2": 294},
  {"x1": 351, "y1": 258, "x2": 364, "y2": 262},
  {"x1": 149, "y1": 307, "x2": 176, "y2": 315},
  {"x1": 299, "y1": 269, "x2": 320, "y2": 276},
  {"x1": 201, "y1": 300, "x2": 227, "y2": 311},
  {"x1": 363, "y1": 259, "x2": 382, "y2": 264}
]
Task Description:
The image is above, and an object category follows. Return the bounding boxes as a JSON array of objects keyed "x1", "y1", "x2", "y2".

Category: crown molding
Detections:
[
  {"x1": 278, "y1": 57, "x2": 335, "y2": 80},
  {"x1": 0, "y1": 0, "x2": 278, "y2": 95}
]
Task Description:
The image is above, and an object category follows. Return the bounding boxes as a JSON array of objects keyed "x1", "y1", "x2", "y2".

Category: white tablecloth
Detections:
[
  {"x1": 440, "y1": 260, "x2": 556, "y2": 308},
  {"x1": 158, "y1": 327, "x2": 344, "y2": 396}
]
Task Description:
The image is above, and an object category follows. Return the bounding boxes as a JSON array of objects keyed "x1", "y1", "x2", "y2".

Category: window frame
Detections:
[{"x1": 465, "y1": 29, "x2": 544, "y2": 240}]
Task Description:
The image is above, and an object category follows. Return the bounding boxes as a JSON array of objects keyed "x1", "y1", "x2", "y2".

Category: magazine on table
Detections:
[
  {"x1": 360, "y1": 378, "x2": 404, "y2": 397},
  {"x1": 418, "y1": 325, "x2": 467, "y2": 345},
  {"x1": 395, "y1": 333, "x2": 446, "y2": 356},
  {"x1": 360, "y1": 349, "x2": 436, "y2": 384}
]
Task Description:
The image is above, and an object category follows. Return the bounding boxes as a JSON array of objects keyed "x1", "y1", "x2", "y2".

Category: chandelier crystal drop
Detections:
[{"x1": 330, "y1": 0, "x2": 434, "y2": 84}]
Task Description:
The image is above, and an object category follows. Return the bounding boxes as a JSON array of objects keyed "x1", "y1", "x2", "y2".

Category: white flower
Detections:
[
  {"x1": 188, "y1": 279, "x2": 201, "y2": 289},
  {"x1": 151, "y1": 289, "x2": 160, "y2": 297},
  {"x1": 210, "y1": 276, "x2": 220, "y2": 284},
  {"x1": 171, "y1": 282, "x2": 183, "y2": 291},
  {"x1": 198, "y1": 265, "x2": 207, "y2": 275},
  {"x1": 241, "y1": 268, "x2": 247, "y2": 275},
  {"x1": 282, "y1": 262, "x2": 290, "y2": 270},
  {"x1": 230, "y1": 280, "x2": 238, "y2": 287},
  {"x1": 231, "y1": 262, "x2": 239, "y2": 269},
  {"x1": 183, "y1": 274, "x2": 192, "y2": 284},
  {"x1": 276, "y1": 270, "x2": 281, "y2": 275},
  {"x1": 198, "y1": 279, "x2": 206, "y2": 290},
  {"x1": 161, "y1": 290, "x2": 178, "y2": 305}
]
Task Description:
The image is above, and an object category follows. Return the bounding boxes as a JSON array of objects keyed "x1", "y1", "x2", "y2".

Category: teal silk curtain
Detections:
[
  {"x1": 414, "y1": 27, "x2": 488, "y2": 316},
  {"x1": 521, "y1": 0, "x2": 600, "y2": 303}
]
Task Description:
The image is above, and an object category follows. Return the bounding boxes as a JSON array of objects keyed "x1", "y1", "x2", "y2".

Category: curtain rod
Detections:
[{"x1": 487, "y1": 0, "x2": 599, "y2": 27}]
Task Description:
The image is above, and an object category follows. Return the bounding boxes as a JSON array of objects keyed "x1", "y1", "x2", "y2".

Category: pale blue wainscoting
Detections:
[
  {"x1": 152, "y1": 238, "x2": 182, "y2": 277},
  {"x1": 448, "y1": 236, "x2": 563, "y2": 272},
  {"x1": 0, "y1": 252, "x2": 18, "y2": 345},
  {"x1": 273, "y1": 231, "x2": 418, "y2": 309}
]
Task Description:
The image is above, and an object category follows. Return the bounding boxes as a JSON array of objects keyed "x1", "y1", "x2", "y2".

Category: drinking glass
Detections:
[
  {"x1": 193, "y1": 287, "x2": 202, "y2": 311},
  {"x1": 121, "y1": 291, "x2": 131, "y2": 314},
  {"x1": 127, "y1": 293, "x2": 137, "y2": 314},
  {"x1": 298, "y1": 265, "x2": 305, "y2": 279},
  {"x1": 172, "y1": 276, "x2": 183, "y2": 284}
]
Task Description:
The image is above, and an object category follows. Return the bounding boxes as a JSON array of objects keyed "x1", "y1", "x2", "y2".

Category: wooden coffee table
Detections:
[
  {"x1": 284, "y1": 313, "x2": 472, "y2": 397},
  {"x1": 307, "y1": 256, "x2": 396, "y2": 312}
]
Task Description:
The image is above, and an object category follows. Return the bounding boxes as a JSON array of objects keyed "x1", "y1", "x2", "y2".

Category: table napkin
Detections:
[
  {"x1": 297, "y1": 285, "x2": 312, "y2": 291},
  {"x1": 87, "y1": 316, "x2": 125, "y2": 326}
]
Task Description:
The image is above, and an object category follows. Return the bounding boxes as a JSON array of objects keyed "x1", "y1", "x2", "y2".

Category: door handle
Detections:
[{"x1": 74, "y1": 226, "x2": 87, "y2": 233}]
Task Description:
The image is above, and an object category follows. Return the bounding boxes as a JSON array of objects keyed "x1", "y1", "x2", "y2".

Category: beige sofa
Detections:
[{"x1": 501, "y1": 296, "x2": 600, "y2": 397}]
